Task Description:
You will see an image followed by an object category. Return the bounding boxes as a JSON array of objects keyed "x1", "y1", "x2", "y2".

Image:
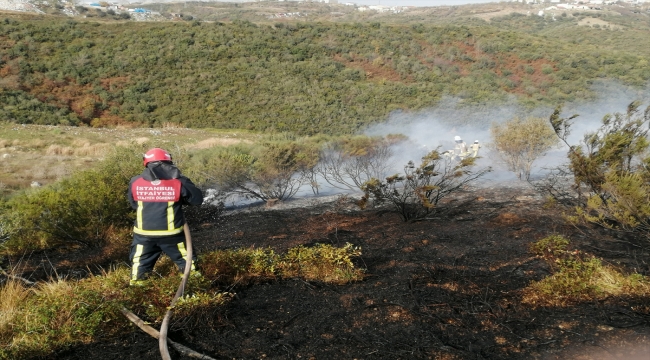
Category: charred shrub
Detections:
[{"x1": 359, "y1": 149, "x2": 490, "y2": 222}]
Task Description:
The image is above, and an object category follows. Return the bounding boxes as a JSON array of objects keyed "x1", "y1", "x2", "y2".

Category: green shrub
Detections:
[
  {"x1": 0, "y1": 146, "x2": 141, "y2": 253},
  {"x1": 490, "y1": 116, "x2": 559, "y2": 180},
  {"x1": 279, "y1": 242, "x2": 364, "y2": 284},
  {"x1": 549, "y1": 102, "x2": 650, "y2": 241},
  {"x1": 524, "y1": 235, "x2": 650, "y2": 306},
  {"x1": 0, "y1": 266, "x2": 230, "y2": 359},
  {"x1": 200, "y1": 243, "x2": 365, "y2": 285},
  {"x1": 199, "y1": 247, "x2": 280, "y2": 285},
  {"x1": 188, "y1": 139, "x2": 319, "y2": 201},
  {"x1": 529, "y1": 234, "x2": 569, "y2": 259}
]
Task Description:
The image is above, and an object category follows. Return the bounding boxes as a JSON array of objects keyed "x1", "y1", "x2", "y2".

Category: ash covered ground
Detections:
[{"x1": 39, "y1": 182, "x2": 650, "y2": 360}]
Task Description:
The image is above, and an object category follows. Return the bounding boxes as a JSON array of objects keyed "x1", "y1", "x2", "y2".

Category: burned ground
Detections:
[{"x1": 20, "y1": 184, "x2": 650, "y2": 359}]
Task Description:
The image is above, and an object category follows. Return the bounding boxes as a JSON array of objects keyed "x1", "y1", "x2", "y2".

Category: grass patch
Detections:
[
  {"x1": 200, "y1": 243, "x2": 364, "y2": 286},
  {"x1": 522, "y1": 235, "x2": 650, "y2": 307},
  {"x1": 0, "y1": 243, "x2": 364, "y2": 359},
  {"x1": 0, "y1": 123, "x2": 256, "y2": 191}
]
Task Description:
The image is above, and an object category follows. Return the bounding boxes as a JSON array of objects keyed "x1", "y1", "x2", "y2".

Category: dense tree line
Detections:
[{"x1": 1, "y1": 17, "x2": 650, "y2": 134}]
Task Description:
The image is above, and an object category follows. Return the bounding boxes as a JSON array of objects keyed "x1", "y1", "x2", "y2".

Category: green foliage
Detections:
[
  {"x1": 534, "y1": 255, "x2": 605, "y2": 299},
  {"x1": 529, "y1": 234, "x2": 569, "y2": 259},
  {"x1": 549, "y1": 102, "x2": 650, "y2": 239},
  {"x1": 0, "y1": 146, "x2": 141, "y2": 253},
  {"x1": 1, "y1": 18, "x2": 650, "y2": 134},
  {"x1": 200, "y1": 242, "x2": 364, "y2": 285},
  {"x1": 123, "y1": 269, "x2": 221, "y2": 321},
  {"x1": 524, "y1": 235, "x2": 650, "y2": 306},
  {"x1": 279, "y1": 242, "x2": 364, "y2": 284},
  {"x1": 490, "y1": 116, "x2": 560, "y2": 180},
  {"x1": 360, "y1": 149, "x2": 490, "y2": 222},
  {"x1": 199, "y1": 247, "x2": 280, "y2": 285},
  {"x1": 189, "y1": 139, "x2": 320, "y2": 201},
  {"x1": 0, "y1": 267, "x2": 231, "y2": 359},
  {"x1": 0, "y1": 240, "x2": 364, "y2": 358}
]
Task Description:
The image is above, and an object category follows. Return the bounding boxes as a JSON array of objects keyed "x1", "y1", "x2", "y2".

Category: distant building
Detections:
[
  {"x1": 368, "y1": 5, "x2": 390, "y2": 12},
  {"x1": 359, "y1": 5, "x2": 403, "y2": 13}
]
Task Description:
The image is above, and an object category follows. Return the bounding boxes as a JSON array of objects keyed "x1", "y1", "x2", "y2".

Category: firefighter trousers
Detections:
[{"x1": 129, "y1": 233, "x2": 196, "y2": 283}]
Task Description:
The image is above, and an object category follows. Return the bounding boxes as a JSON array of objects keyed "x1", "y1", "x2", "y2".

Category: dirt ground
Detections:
[{"x1": 20, "y1": 183, "x2": 650, "y2": 359}]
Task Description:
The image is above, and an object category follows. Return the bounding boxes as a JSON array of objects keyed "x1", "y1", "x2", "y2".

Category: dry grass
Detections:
[
  {"x1": 523, "y1": 235, "x2": 650, "y2": 307},
  {"x1": 188, "y1": 137, "x2": 248, "y2": 150},
  {"x1": 45, "y1": 144, "x2": 75, "y2": 156},
  {"x1": 0, "y1": 241, "x2": 364, "y2": 357},
  {"x1": 471, "y1": 7, "x2": 526, "y2": 21},
  {"x1": 0, "y1": 280, "x2": 30, "y2": 336},
  {"x1": 0, "y1": 123, "x2": 253, "y2": 192},
  {"x1": 578, "y1": 17, "x2": 620, "y2": 29},
  {"x1": 46, "y1": 142, "x2": 112, "y2": 157}
]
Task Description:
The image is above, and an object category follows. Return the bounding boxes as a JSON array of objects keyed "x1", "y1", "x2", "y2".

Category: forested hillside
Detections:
[{"x1": 1, "y1": 10, "x2": 650, "y2": 134}]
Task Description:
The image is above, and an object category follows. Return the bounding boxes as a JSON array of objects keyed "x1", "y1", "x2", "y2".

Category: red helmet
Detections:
[{"x1": 143, "y1": 148, "x2": 172, "y2": 167}]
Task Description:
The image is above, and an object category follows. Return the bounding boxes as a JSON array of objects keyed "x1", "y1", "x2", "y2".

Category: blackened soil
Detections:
[{"x1": 31, "y1": 185, "x2": 650, "y2": 359}]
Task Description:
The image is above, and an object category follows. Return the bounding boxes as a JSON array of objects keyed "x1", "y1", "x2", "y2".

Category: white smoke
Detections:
[
  {"x1": 216, "y1": 81, "x2": 650, "y2": 209},
  {"x1": 364, "y1": 81, "x2": 650, "y2": 184}
]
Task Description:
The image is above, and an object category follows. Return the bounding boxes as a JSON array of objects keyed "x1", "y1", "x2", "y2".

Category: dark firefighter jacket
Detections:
[{"x1": 128, "y1": 162, "x2": 203, "y2": 237}]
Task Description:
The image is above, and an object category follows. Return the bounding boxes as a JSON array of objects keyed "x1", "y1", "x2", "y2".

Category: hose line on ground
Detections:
[{"x1": 159, "y1": 223, "x2": 193, "y2": 360}]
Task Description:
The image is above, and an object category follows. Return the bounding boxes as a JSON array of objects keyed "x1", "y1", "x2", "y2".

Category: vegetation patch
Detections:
[
  {"x1": 0, "y1": 242, "x2": 364, "y2": 359},
  {"x1": 577, "y1": 17, "x2": 618, "y2": 29},
  {"x1": 2, "y1": 18, "x2": 650, "y2": 133},
  {"x1": 523, "y1": 235, "x2": 650, "y2": 307}
]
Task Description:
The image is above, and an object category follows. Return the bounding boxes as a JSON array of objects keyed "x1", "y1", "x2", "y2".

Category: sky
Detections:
[{"x1": 350, "y1": 0, "x2": 501, "y2": 7}]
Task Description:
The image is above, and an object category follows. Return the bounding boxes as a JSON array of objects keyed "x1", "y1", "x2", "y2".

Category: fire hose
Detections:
[{"x1": 159, "y1": 223, "x2": 193, "y2": 360}]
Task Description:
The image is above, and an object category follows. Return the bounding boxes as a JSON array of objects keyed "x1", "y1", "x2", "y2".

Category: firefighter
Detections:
[
  {"x1": 454, "y1": 136, "x2": 468, "y2": 158},
  {"x1": 470, "y1": 140, "x2": 481, "y2": 158},
  {"x1": 127, "y1": 148, "x2": 203, "y2": 285}
]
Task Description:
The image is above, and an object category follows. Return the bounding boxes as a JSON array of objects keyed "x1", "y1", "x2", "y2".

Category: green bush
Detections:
[
  {"x1": 188, "y1": 138, "x2": 320, "y2": 201},
  {"x1": 549, "y1": 102, "x2": 650, "y2": 240},
  {"x1": 0, "y1": 266, "x2": 230, "y2": 359},
  {"x1": 529, "y1": 234, "x2": 569, "y2": 259},
  {"x1": 0, "y1": 146, "x2": 141, "y2": 253},
  {"x1": 490, "y1": 116, "x2": 559, "y2": 180},
  {"x1": 525, "y1": 235, "x2": 650, "y2": 306},
  {"x1": 199, "y1": 247, "x2": 280, "y2": 285},
  {"x1": 199, "y1": 243, "x2": 365, "y2": 285},
  {"x1": 279, "y1": 242, "x2": 364, "y2": 284}
]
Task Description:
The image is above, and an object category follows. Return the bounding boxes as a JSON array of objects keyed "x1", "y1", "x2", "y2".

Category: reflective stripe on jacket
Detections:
[{"x1": 128, "y1": 175, "x2": 203, "y2": 237}]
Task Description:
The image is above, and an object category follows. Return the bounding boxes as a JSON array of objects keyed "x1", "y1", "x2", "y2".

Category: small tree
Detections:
[
  {"x1": 316, "y1": 135, "x2": 404, "y2": 192},
  {"x1": 196, "y1": 141, "x2": 319, "y2": 202},
  {"x1": 490, "y1": 116, "x2": 560, "y2": 180},
  {"x1": 359, "y1": 149, "x2": 490, "y2": 222},
  {"x1": 549, "y1": 102, "x2": 650, "y2": 239}
]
